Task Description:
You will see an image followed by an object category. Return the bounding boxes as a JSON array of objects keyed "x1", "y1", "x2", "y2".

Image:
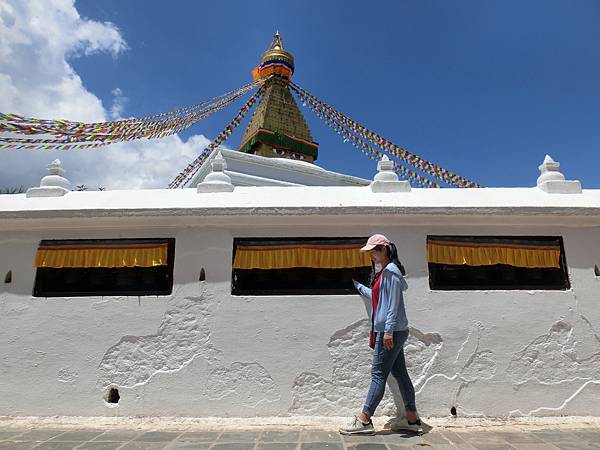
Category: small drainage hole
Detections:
[
  {"x1": 450, "y1": 406, "x2": 457, "y2": 416},
  {"x1": 4, "y1": 270, "x2": 12, "y2": 284},
  {"x1": 106, "y1": 387, "x2": 120, "y2": 404},
  {"x1": 595, "y1": 265, "x2": 600, "y2": 277},
  {"x1": 199, "y1": 267, "x2": 206, "y2": 282}
]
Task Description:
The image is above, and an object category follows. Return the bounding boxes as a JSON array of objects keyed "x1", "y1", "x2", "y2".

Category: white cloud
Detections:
[
  {"x1": 0, "y1": 0, "x2": 211, "y2": 190},
  {"x1": 0, "y1": 134, "x2": 212, "y2": 190},
  {"x1": 109, "y1": 88, "x2": 128, "y2": 120}
]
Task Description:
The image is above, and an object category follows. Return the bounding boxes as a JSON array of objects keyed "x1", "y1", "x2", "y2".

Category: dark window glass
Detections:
[
  {"x1": 428, "y1": 235, "x2": 570, "y2": 290},
  {"x1": 33, "y1": 238, "x2": 175, "y2": 297},
  {"x1": 231, "y1": 237, "x2": 371, "y2": 296}
]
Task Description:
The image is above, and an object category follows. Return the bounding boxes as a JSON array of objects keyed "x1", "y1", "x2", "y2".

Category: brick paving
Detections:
[{"x1": 0, "y1": 426, "x2": 599, "y2": 449}]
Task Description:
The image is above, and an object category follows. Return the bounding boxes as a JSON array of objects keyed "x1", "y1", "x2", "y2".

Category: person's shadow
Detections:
[{"x1": 380, "y1": 378, "x2": 433, "y2": 436}]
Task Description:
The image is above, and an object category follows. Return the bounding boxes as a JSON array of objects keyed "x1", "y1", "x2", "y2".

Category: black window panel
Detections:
[
  {"x1": 231, "y1": 237, "x2": 371, "y2": 296},
  {"x1": 428, "y1": 235, "x2": 570, "y2": 290},
  {"x1": 232, "y1": 267, "x2": 372, "y2": 296},
  {"x1": 33, "y1": 238, "x2": 175, "y2": 297}
]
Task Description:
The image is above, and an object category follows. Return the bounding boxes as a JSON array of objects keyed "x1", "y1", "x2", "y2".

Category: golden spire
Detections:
[
  {"x1": 240, "y1": 33, "x2": 318, "y2": 162},
  {"x1": 260, "y1": 31, "x2": 294, "y2": 73}
]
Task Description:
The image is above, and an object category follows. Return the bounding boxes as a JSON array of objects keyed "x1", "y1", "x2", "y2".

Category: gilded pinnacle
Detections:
[{"x1": 260, "y1": 31, "x2": 294, "y2": 72}]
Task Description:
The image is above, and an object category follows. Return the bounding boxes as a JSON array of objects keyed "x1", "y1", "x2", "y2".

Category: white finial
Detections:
[
  {"x1": 46, "y1": 159, "x2": 66, "y2": 177},
  {"x1": 370, "y1": 155, "x2": 411, "y2": 193},
  {"x1": 197, "y1": 151, "x2": 235, "y2": 193},
  {"x1": 537, "y1": 154, "x2": 564, "y2": 183},
  {"x1": 26, "y1": 159, "x2": 71, "y2": 198},
  {"x1": 212, "y1": 151, "x2": 227, "y2": 171},
  {"x1": 536, "y1": 154, "x2": 581, "y2": 194},
  {"x1": 376, "y1": 155, "x2": 395, "y2": 174}
]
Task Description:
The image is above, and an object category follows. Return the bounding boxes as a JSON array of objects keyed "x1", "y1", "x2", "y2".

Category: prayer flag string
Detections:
[
  {"x1": 1, "y1": 69, "x2": 479, "y2": 190},
  {"x1": 168, "y1": 85, "x2": 266, "y2": 189},
  {"x1": 289, "y1": 82, "x2": 481, "y2": 188},
  {"x1": 307, "y1": 101, "x2": 440, "y2": 188},
  {"x1": 0, "y1": 81, "x2": 261, "y2": 150}
]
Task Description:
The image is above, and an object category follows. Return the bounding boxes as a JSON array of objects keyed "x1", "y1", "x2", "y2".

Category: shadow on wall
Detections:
[{"x1": 289, "y1": 319, "x2": 443, "y2": 417}]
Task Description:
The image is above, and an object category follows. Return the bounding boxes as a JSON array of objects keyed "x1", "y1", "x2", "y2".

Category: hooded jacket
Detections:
[{"x1": 353, "y1": 261, "x2": 409, "y2": 333}]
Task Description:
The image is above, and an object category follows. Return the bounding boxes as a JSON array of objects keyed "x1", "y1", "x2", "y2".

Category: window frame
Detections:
[
  {"x1": 32, "y1": 238, "x2": 176, "y2": 297},
  {"x1": 427, "y1": 235, "x2": 570, "y2": 291},
  {"x1": 231, "y1": 236, "x2": 372, "y2": 296}
]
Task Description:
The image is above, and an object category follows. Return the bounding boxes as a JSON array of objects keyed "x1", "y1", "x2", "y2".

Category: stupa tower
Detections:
[{"x1": 239, "y1": 32, "x2": 319, "y2": 163}]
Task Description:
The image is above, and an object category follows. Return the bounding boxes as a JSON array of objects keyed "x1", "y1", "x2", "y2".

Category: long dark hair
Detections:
[
  {"x1": 368, "y1": 242, "x2": 406, "y2": 286},
  {"x1": 387, "y1": 242, "x2": 406, "y2": 276}
]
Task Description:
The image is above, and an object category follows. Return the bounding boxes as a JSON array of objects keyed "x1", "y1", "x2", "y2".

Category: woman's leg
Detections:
[
  {"x1": 390, "y1": 330, "x2": 417, "y2": 418},
  {"x1": 362, "y1": 332, "x2": 404, "y2": 418}
]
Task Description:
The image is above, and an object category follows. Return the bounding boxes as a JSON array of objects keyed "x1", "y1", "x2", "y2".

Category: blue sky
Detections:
[{"x1": 3, "y1": 0, "x2": 600, "y2": 188}]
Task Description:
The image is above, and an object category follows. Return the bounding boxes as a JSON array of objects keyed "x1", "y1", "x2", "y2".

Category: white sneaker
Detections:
[
  {"x1": 339, "y1": 416, "x2": 375, "y2": 435},
  {"x1": 390, "y1": 417, "x2": 422, "y2": 433}
]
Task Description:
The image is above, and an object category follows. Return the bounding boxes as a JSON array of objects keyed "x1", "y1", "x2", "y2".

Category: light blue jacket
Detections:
[{"x1": 353, "y1": 261, "x2": 409, "y2": 333}]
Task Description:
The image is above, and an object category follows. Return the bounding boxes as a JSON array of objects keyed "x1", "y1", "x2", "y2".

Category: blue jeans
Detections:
[{"x1": 363, "y1": 329, "x2": 416, "y2": 417}]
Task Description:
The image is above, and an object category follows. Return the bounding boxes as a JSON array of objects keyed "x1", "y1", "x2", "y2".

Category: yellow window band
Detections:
[
  {"x1": 34, "y1": 243, "x2": 169, "y2": 268},
  {"x1": 426, "y1": 241, "x2": 561, "y2": 269},
  {"x1": 233, "y1": 244, "x2": 371, "y2": 270}
]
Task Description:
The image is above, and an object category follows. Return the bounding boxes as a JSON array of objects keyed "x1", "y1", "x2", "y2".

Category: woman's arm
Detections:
[
  {"x1": 353, "y1": 279, "x2": 372, "y2": 317},
  {"x1": 383, "y1": 273, "x2": 403, "y2": 334},
  {"x1": 353, "y1": 279, "x2": 372, "y2": 300}
]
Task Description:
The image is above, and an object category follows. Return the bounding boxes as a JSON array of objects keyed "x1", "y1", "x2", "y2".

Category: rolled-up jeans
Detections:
[{"x1": 363, "y1": 329, "x2": 416, "y2": 417}]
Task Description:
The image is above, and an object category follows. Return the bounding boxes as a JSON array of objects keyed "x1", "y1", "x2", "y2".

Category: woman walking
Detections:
[{"x1": 339, "y1": 234, "x2": 421, "y2": 435}]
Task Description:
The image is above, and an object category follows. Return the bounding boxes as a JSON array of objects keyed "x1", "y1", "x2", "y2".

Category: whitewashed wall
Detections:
[{"x1": 1, "y1": 218, "x2": 600, "y2": 418}]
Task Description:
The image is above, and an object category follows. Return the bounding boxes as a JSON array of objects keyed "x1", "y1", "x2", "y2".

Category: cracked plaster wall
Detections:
[
  {"x1": 289, "y1": 320, "x2": 443, "y2": 416},
  {"x1": 1, "y1": 223, "x2": 600, "y2": 417}
]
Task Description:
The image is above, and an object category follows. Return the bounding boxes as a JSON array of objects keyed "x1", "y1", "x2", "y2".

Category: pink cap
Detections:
[{"x1": 360, "y1": 234, "x2": 390, "y2": 252}]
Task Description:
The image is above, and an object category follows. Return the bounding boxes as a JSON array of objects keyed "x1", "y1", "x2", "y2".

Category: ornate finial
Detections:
[
  {"x1": 260, "y1": 31, "x2": 294, "y2": 73},
  {"x1": 376, "y1": 155, "x2": 395, "y2": 174},
  {"x1": 211, "y1": 151, "x2": 227, "y2": 172},
  {"x1": 271, "y1": 31, "x2": 283, "y2": 50},
  {"x1": 370, "y1": 155, "x2": 411, "y2": 193},
  {"x1": 46, "y1": 159, "x2": 66, "y2": 177},
  {"x1": 537, "y1": 154, "x2": 565, "y2": 185},
  {"x1": 197, "y1": 151, "x2": 234, "y2": 193},
  {"x1": 26, "y1": 159, "x2": 71, "y2": 197},
  {"x1": 536, "y1": 154, "x2": 581, "y2": 194}
]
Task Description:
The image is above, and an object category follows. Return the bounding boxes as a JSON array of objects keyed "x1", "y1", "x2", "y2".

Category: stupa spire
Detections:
[
  {"x1": 259, "y1": 31, "x2": 295, "y2": 74},
  {"x1": 241, "y1": 33, "x2": 318, "y2": 163}
]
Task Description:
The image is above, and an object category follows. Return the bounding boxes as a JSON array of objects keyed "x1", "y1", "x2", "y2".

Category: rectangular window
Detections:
[
  {"x1": 231, "y1": 237, "x2": 372, "y2": 295},
  {"x1": 33, "y1": 238, "x2": 175, "y2": 297},
  {"x1": 427, "y1": 235, "x2": 570, "y2": 290}
]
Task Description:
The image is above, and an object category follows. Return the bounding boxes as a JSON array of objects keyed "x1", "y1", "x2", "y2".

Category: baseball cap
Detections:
[{"x1": 360, "y1": 234, "x2": 390, "y2": 252}]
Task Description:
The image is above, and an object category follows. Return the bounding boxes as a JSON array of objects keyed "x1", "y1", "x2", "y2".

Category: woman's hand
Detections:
[{"x1": 383, "y1": 333, "x2": 394, "y2": 350}]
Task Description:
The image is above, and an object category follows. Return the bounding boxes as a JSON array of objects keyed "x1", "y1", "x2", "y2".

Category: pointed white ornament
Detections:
[
  {"x1": 26, "y1": 159, "x2": 71, "y2": 198},
  {"x1": 197, "y1": 151, "x2": 235, "y2": 193},
  {"x1": 536, "y1": 154, "x2": 581, "y2": 194},
  {"x1": 370, "y1": 155, "x2": 411, "y2": 193}
]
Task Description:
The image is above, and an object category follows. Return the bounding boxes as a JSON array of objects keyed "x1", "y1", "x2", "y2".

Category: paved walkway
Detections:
[{"x1": 0, "y1": 426, "x2": 599, "y2": 450}]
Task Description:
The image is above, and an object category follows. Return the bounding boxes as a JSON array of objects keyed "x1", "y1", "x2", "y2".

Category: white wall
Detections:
[{"x1": 1, "y1": 219, "x2": 600, "y2": 418}]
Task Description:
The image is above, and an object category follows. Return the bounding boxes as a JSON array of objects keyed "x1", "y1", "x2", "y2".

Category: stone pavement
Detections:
[{"x1": 0, "y1": 427, "x2": 599, "y2": 450}]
